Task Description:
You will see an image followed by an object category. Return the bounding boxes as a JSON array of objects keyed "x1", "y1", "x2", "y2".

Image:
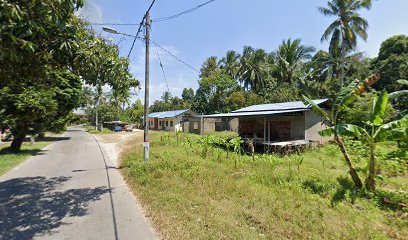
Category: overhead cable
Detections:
[{"x1": 153, "y1": 0, "x2": 216, "y2": 22}]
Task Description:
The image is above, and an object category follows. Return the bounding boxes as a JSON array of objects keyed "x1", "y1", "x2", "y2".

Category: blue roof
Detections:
[
  {"x1": 148, "y1": 109, "x2": 190, "y2": 119},
  {"x1": 203, "y1": 99, "x2": 328, "y2": 118},
  {"x1": 233, "y1": 99, "x2": 328, "y2": 113}
]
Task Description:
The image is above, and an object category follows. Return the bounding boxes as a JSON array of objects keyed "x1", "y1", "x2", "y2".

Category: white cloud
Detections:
[{"x1": 76, "y1": 0, "x2": 103, "y2": 23}]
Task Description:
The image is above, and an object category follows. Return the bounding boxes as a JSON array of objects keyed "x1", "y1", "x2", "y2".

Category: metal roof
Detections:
[
  {"x1": 203, "y1": 99, "x2": 328, "y2": 118},
  {"x1": 203, "y1": 109, "x2": 307, "y2": 118},
  {"x1": 233, "y1": 99, "x2": 328, "y2": 113},
  {"x1": 148, "y1": 109, "x2": 190, "y2": 119}
]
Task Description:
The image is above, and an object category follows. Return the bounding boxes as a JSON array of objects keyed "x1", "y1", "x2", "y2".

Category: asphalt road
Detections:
[{"x1": 0, "y1": 127, "x2": 156, "y2": 240}]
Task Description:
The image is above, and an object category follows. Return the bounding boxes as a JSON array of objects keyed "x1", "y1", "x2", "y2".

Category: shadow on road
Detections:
[
  {"x1": 36, "y1": 136, "x2": 71, "y2": 142},
  {"x1": 0, "y1": 176, "x2": 109, "y2": 240}
]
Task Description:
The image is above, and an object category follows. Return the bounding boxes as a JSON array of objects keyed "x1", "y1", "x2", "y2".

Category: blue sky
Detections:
[{"x1": 77, "y1": 0, "x2": 408, "y2": 104}]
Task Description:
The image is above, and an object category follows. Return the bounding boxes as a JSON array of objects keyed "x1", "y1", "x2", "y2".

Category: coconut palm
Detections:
[
  {"x1": 219, "y1": 50, "x2": 241, "y2": 80},
  {"x1": 319, "y1": 0, "x2": 370, "y2": 86},
  {"x1": 275, "y1": 38, "x2": 315, "y2": 84},
  {"x1": 239, "y1": 46, "x2": 269, "y2": 91}
]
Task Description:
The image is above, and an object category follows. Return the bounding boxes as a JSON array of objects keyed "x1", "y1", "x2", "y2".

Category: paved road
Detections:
[{"x1": 0, "y1": 127, "x2": 156, "y2": 240}]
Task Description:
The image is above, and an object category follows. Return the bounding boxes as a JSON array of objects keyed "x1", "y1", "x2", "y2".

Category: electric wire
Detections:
[
  {"x1": 150, "y1": 40, "x2": 200, "y2": 73},
  {"x1": 90, "y1": 22, "x2": 141, "y2": 26},
  {"x1": 127, "y1": 0, "x2": 156, "y2": 58},
  {"x1": 151, "y1": 31, "x2": 170, "y2": 93},
  {"x1": 153, "y1": 0, "x2": 216, "y2": 22}
]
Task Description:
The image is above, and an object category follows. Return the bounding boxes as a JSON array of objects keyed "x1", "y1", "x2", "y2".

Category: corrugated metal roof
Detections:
[
  {"x1": 233, "y1": 99, "x2": 328, "y2": 113},
  {"x1": 149, "y1": 109, "x2": 190, "y2": 119},
  {"x1": 203, "y1": 109, "x2": 307, "y2": 118},
  {"x1": 203, "y1": 99, "x2": 328, "y2": 118}
]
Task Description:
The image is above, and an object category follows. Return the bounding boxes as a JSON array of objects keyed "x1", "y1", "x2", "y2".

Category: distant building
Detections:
[{"x1": 148, "y1": 110, "x2": 196, "y2": 132}]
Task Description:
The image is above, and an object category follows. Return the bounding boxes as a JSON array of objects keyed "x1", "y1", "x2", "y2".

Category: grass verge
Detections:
[
  {"x1": 121, "y1": 131, "x2": 407, "y2": 239},
  {"x1": 0, "y1": 142, "x2": 50, "y2": 176}
]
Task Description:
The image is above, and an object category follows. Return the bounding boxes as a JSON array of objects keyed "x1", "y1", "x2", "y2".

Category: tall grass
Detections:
[{"x1": 121, "y1": 131, "x2": 407, "y2": 240}]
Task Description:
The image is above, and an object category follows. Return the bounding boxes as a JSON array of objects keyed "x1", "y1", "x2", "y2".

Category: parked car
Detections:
[
  {"x1": 112, "y1": 126, "x2": 123, "y2": 132},
  {"x1": 123, "y1": 125, "x2": 133, "y2": 132}
]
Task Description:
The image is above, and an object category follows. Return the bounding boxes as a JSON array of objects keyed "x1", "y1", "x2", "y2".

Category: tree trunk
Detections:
[
  {"x1": 10, "y1": 134, "x2": 25, "y2": 152},
  {"x1": 334, "y1": 135, "x2": 363, "y2": 189},
  {"x1": 366, "y1": 141, "x2": 376, "y2": 191}
]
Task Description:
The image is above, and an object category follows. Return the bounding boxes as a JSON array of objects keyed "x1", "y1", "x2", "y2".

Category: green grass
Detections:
[
  {"x1": 121, "y1": 131, "x2": 408, "y2": 240},
  {"x1": 82, "y1": 125, "x2": 113, "y2": 134},
  {"x1": 0, "y1": 142, "x2": 50, "y2": 176}
]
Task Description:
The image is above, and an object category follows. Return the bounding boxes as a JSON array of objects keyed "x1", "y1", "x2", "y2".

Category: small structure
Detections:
[
  {"x1": 148, "y1": 109, "x2": 196, "y2": 132},
  {"x1": 103, "y1": 121, "x2": 128, "y2": 131},
  {"x1": 198, "y1": 99, "x2": 331, "y2": 151}
]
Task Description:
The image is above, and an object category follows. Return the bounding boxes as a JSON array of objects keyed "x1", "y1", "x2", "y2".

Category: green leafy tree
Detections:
[
  {"x1": 181, "y1": 88, "x2": 195, "y2": 103},
  {"x1": 371, "y1": 35, "x2": 408, "y2": 92},
  {"x1": 199, "y1": 56, "x2": 219, "y2": 78},
  {"x1": 0, "y1": 0, "x2": 138, "y2": 151},
  {"x1": 303, "y1": 74, "x2": 381, "y2": 189},
  {"x1": 192, "y1": 73, "x2": 239, "y2": 114},
  {"x1": 319, "y1": 0, "x2": 370, "y2": 86}
]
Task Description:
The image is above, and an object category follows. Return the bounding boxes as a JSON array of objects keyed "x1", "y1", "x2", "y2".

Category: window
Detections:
[
  {"x1": 170, "y1": 121, "x2": 173, "y2": 127},
  {"x1": 166, "y1": 121, "x2": 169, "y2": 127},
  {"x1": 215, "y1": 122, "x2": 222, "y2": 132},
  {"x1": 159, "y1": 121, "x2": 161, "y2": 126}
]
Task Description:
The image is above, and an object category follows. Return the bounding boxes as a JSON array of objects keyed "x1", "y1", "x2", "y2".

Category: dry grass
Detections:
[{"x1": 121, "y1": 131, "x2": 408, "y2": 239}]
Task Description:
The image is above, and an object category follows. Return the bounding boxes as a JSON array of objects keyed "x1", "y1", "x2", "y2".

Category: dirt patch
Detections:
[{"x1": 94, "y1": 130, "x2": 143, "y2": 167}]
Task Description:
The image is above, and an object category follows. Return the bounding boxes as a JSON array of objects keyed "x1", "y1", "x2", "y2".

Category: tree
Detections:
[
  {"x1": 199, "y1": 56, "x2": 219, "y2": 78},
  {"x1": 319, "y1": 0, "x2": 370, "y2": 86},
  {"x1": 219, "y1": 50, "x2": 241, "y2": 80},
  {"x1": 239, "y1": 46, "x2": 270, "y2": 91},
  {"x1": 303, "y1": 74, "x2": 381, "y2": 189},
  {"x1": 371, "y1": 35, "x2": 408, "y2": 92},
  {"x1": 329, "y1": 91, "x2": 407, "y2": 190},
  {"x1": 0, "y1": 71, "x2": 82, "y2": 151},
  {"x1": 0, "y1": 0, "x2": 138, "y2": 151},
  {"x1": 123, "y1": 99, "x2": 144, "y2": 124},
  {"x1": 274, "y1": 39, "x2": 315, "y2": 84},
  {"x1": 181, "y1": 88, "x2": 195, "y2": 103},
  {"x1": 192, "y1": 73, "x2": 239, "y2": 114}
]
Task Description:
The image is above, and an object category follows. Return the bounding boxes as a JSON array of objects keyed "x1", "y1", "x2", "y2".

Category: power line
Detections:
[
  {"x1": 153, "y1": 0, "x2": 216, "y2": 22},
  {"x1": 90, "y1": 22, "x2": 141, "y2": 26},
  {"x1": 127, "y1": 0, "x2": 156, "y2": 58},
  {"x1": 151, "y1": 31, "x2": 170, "y2": 93},
  {"x1": 150, "y1": 40, "x2": 200, "y2": 73}
]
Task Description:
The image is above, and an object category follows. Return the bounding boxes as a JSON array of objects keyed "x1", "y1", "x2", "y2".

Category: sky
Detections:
[{"x1": 77, "y1": 0, "x2": 408, "y2": 105}]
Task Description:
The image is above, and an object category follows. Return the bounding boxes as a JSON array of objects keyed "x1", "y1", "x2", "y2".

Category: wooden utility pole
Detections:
[{"x1": 143, "y1": 11, "x2": 151, "y2": 161}]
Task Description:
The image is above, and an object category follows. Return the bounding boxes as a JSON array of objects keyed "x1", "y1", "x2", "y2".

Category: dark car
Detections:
[{"x1": 113, "y1": 126, "x2": 122, "y2": 132}]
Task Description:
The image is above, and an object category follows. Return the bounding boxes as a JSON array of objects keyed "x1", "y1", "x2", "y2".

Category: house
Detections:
[
  {"x1": 148, "y1": 109, "x2": 196, "y2": 132},
  {"x1": 194, "y1": 99, "x2": 331, "y2": 145}
]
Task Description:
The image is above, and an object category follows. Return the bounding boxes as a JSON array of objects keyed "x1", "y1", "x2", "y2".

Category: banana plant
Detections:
[
  {"x1": 303, "y1": 73, "x2": 380, "y2": 189},
  {"x1": 321, "y1": 91, "x2": 407, "y2": 191},
  {"x1": 230, "y1": 137, "x2": 244, "y2": 168}
]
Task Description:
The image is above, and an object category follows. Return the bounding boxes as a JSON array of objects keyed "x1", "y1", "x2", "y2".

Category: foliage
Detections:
[
  {"x1": 192, "y1": 72, "x2": 239, "y2": 114},
  {"x1": 0, "y1": 0, "x2": 138, "y2": 151},
  {"x1": 341, "y1": 91, "x2": 396, "y2": 127},
  {"x1": 121, "y1": 131, "x2": 407, "y2": 239},
  {"x1": 149, "y1": 91, "x2": 191, "y2": 113},
  {"x1": 327, "y1": 91, "x2": 408, "y2": 190},
  {"x1": 371, "y1": 35, "x2": 408, "y2": 92}
]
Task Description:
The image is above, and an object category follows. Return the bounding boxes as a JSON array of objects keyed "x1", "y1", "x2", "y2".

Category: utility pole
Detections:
[{"x1": 143, "y1": 11, "x2": 151, "y2": 161}]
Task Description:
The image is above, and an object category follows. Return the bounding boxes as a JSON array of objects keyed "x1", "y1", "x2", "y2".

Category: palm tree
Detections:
[
  {"x1": 275, "y1": 38, "x2": 315, "y2": 83},
  {"x1": 219, "y1": 50, "x2": 241, "y2": 80},
  {"x1": 319, "y1": 0, "x2": 370, "y2": 86},
  {"x1": 239, "y1": 46, "x2": 270, "y2": 91}
]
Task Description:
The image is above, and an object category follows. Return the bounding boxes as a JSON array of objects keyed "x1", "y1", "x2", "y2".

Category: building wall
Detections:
[
  {"x1": 304, "y1": 110, "x2": 331, "y2": 143},
  {"x1": 239, "y1": 114, "x2": 306, "y2": 141}
]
